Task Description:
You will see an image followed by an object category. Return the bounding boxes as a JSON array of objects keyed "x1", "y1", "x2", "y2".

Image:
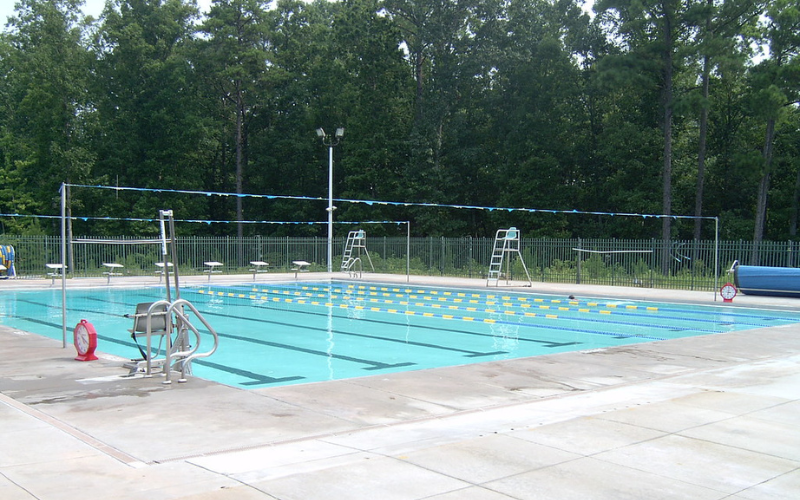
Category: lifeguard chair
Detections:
[
  {"x1": 341, "y1": 230, "x2": 374, "y2": 277},
  {"x1": 487, "y1": 227, "x2": 532, "y2": 286}
]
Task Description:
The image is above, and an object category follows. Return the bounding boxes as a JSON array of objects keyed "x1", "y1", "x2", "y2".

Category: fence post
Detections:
[
  {"x1": 440, "y1": 236, "x2": 445, "y2": 276},
  {"x1": 469, "y1": 236, "x2": 473, "y2": 278}
]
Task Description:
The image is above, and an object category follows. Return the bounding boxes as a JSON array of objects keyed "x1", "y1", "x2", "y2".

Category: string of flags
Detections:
[
  {"x1": 0, "y1": 212, "x2": 406, "y2": 225},
  {"x1": 2, "y1": 183, "x2": 718, "y2": 222}
]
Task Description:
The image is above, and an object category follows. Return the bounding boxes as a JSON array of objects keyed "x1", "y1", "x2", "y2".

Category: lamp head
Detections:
[
  {"x1": 335, "y1": 127, "x2": 345, "y2": 138},
  {"x1": 316, "y1": 128, "x2": 325, "y2": 138}
]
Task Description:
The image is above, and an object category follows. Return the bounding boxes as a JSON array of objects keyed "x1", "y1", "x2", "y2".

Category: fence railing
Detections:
[{"x1": 2, "y1": 235, "x2": 799, "y2": 291}]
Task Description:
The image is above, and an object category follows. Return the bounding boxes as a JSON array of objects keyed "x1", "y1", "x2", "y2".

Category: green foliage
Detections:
[{"x1": 0, "y1": 0, "x2": 798, "y2": 246}]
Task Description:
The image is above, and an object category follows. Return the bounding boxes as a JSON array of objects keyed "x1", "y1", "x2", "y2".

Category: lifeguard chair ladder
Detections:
[
  {"x1": 341, "y1": 230, "x2": 374, "y2": 276},
  {"x1": 487, "y1": 227, "x2": 532, "y2": 287}
]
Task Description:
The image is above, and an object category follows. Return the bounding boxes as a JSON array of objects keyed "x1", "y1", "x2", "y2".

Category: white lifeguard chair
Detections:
[
  {"x1": 487, "y1": 227, "x2": 532, "y2": 287},
  {"x1": 341, "y1": 230, "x2": 374, "y2": 277}
]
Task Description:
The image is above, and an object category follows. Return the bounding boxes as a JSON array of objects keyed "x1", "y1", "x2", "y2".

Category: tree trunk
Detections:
[
  {"x1": 414, "y1": 49, "x2": 425, "y2": 120},
  {"x1": 751, "y1": 118, "x2": 776, "y2": 265},
  {"x1": 660, "y1": 9, "x2": 674, "y2": 275},
  {"x1": 236, "y1": 83, "x2": 244, "y2": 240},
  {"x1": 790, "y1": 168, "x2": 800, "y2": 237},
  {"x1": 694, "y1": 2, "x2": 712, "y2": 241}
]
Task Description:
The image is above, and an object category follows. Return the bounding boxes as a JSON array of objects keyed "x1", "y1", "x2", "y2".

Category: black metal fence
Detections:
[{"x1": 2, "y1": 235, "x2": 799, "y2": 291}]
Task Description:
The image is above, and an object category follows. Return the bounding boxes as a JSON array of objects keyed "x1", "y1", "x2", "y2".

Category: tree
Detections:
[
  {"x1": 748, "y1": 0, "x2": 800, "y2": 262},
  {"x1": 485, "y1": 0, "x2": 591, "y2": 223},
  {"x1": 385, "y1": 0, "x2": 481, "y2": 234},
  {"x1": 1, "y1": 0, "x2": 94, "y2": 216},
  {"x1": 595, "y1": 0, "x2": 697, "y2": 270},
  {"x1": 687, "y1": 0, "x2": 763, "y2": 240},
  {"x1": 196, "y1": 0, "x2": 272, "y2": 238},
  {"x1": 90, "y1": 0, "x2": 204, "y2": 232},
  {"x1": 327, "y1": 0, "x2": 414, "y2": 230}
]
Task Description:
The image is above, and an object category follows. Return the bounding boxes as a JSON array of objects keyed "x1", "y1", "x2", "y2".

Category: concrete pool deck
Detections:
[{"x1": 1, "y1": 273, "x2": 799, "y2": 499}]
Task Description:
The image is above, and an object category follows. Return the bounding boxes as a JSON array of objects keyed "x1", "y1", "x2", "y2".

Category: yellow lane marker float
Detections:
[
  {"x1": 199, "y1": 283, "x2": 660, "y2": 323},
  {"x1": 196, "y1": 287, "x2": 561, "y2": 326},
  {"x1": 340, "y1": 284, "x2": 659, "y2": 314}
]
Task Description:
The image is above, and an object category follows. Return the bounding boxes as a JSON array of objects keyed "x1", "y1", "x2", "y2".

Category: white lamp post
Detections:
[{"x1": 316, "y1": 127, "x2": 344, "y2": 273}]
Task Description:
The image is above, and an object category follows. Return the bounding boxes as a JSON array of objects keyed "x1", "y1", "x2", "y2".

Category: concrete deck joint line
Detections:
[{"x1": 0, "y1": 392, "x2": 147, "y2": 468}]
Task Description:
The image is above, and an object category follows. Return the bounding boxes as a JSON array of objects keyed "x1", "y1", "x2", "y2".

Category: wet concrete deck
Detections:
[{"x1": 1, "y1": 273, "x2": 799, "y2": 499}]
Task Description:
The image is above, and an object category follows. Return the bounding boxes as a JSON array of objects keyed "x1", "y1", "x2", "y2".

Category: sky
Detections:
[
  {"x1": 3, "y1": 1, "x2": 595, "y2": 30},
  {"x1": 1, "y1": 0, "x2": 214, "y2": 27}
]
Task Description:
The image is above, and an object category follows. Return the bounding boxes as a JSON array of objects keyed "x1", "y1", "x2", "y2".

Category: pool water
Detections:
[{"x1": 2, "y1": 281, "x2": 798, "y2": 389}]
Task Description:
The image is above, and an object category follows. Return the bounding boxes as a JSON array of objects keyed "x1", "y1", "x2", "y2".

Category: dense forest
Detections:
[{"x1": 0, "y1": 0, "x2": 798, "y2": 241}]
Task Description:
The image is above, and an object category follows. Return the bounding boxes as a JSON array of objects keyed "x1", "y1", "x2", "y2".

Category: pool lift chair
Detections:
[
  {"x1": 124, "y1": 209, "x2": 219, "y2": 384},
  {"x1": 341, "y1": 230, "x2": 374, "y2": 278},
  {"x1": 125, "y1": 299, "x2": 219, "y2": 383},
  {"x1": 128, "y1": 301, "x2": 169, "y2": 361},
  {"x1": 487, "y1": 227, "x2": 532, "y2": 287}
]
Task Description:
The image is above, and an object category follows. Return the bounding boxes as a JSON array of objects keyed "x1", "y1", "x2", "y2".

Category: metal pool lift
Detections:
[
  {"x1": 124, "y1": 210, "x2": 219, "y2": 384},
  {"x1": 487, "y1": 227, "x2": 532, "y2": 287},
  {"x1": 341, "y1": 229, "x2": 374, "y2": 277}
]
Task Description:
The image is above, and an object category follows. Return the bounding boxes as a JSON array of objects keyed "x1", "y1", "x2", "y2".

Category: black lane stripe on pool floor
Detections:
[
  {"x1": 219, "y1": 299, "x2": 583, "y2": 349},
  {"x1": 78, "y1": 294, "x2": 517, "y2": 358},
  {"x1": 208, "y1": 293, "x2": 664, "y2": 342},
  {"x1": 76, "y1": 295, "x2": 520, "y2": 360},
  {"x1": 23, "y1": 297, "x2": 423, "y2": 371}
]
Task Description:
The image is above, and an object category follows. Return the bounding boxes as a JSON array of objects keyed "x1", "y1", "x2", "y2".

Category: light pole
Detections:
[{"x1": 316, "y1": 127, "x2": 344, "y2": 273}]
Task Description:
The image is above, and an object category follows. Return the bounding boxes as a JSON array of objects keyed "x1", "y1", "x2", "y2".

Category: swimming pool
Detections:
[{"x1": 2, "y1": 281, "x2": 798, "y2": 389}]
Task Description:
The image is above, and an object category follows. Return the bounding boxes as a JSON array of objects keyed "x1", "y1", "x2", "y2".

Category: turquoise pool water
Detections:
[{"x1": 2, "y1": 281, "x2": 797, "y2": 389}]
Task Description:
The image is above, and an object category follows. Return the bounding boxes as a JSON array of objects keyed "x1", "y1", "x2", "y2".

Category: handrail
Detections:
[
  {"x1": 142, "y1": 300, "x2": 171, "y2": 377},
  {"x1": 164, "y1": 298, "x2": 219, "y2": 384},
  {"x1": 342, "y1": 256, "x2": 362, "y2": 278},
  {"x1": 138, "y1": 298, "x2": 219, "y2": 383},
  {"x1": 349, "y1": 257, "x2": 362, "y2": 278}
]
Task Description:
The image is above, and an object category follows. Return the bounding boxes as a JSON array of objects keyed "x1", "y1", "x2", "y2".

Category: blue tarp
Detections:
[{"x1": 733, "y1": 264, "x2": 800, "y2": 297}]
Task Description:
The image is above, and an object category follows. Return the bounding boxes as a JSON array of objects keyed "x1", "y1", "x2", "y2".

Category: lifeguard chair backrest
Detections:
[
  {"x1": 132, "y1": 302, "x2": 168, "y2": 334},
  {"x1": 505, "y1": 227, "x2": 519, "y2": 240}
]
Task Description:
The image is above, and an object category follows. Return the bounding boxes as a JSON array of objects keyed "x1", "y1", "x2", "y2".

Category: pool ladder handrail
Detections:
[
  {"x1": 140, "y1": 299, "x2": 219, "y2": 384},
  {"x1": 344, "y1": 256, "x2": 363, "y2": 278}
]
